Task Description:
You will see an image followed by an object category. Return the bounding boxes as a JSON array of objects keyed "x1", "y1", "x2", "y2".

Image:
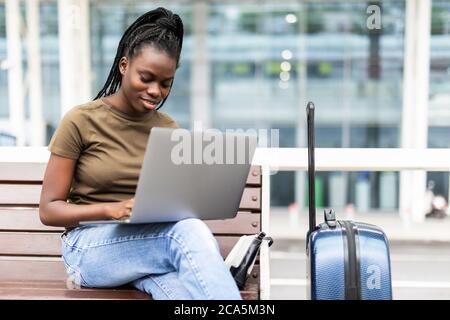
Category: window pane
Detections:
[
  {"x1": 428, "y1": 1, "x2": 450, "y2": 206},
  {"x1": 40, "y1": 2, "x2": 60, "y2": 143},
  {"x1": 209, "y1": 1, "x2": 405, "y2": 209},
  {"x1": 429, "y1": 1, "x2": 450, "y2": 129},
  {"x1": 0, "y1": 3, "x2": 8, "y2": 123}
]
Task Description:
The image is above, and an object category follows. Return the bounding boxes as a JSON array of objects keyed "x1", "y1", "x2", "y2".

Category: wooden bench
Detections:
[{"x1": 0, "y1": 147, "x2": 269, "y2": 300}]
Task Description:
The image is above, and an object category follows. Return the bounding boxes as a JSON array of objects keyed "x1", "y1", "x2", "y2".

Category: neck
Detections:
[{"x1": 104, "y1": 90, "x2": 141, "y2": 117}]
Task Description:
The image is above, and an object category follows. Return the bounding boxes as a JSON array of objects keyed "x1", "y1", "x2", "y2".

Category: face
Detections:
[{"x1": 119, "y1": 45, "x2": 177, "y2": 115}]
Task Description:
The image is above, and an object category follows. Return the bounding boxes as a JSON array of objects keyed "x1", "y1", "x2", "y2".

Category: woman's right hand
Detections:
[{"x1": 104, "y1": 198, "x2": 134, "y2": 220}]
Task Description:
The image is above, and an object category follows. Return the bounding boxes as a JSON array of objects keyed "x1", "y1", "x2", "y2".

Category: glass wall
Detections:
[
  {"x1": 0, "y1": 1, "x2": 60, "y2": 144},
  {"x1": 0, "y1": 3, "x2": 8, "y2": 120},
  {"x1": 40, "y1": 1, "x2": 60, "y2": 142},
  {"x1": 209, "y1": 1, "x2": 405, "y2": 210},
  {"x1": 4, "y1": 0, "x2": 441, "y2": 213}
]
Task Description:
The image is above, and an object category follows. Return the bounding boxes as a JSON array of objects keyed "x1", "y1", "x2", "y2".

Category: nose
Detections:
[{"x1": 146, "y1": 82, "x2": 162, "y2": 99}]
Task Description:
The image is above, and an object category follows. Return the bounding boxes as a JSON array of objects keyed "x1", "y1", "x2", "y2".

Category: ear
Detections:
[{"x1": 118, "y1": 57, "x2": 129, "y2": 76}]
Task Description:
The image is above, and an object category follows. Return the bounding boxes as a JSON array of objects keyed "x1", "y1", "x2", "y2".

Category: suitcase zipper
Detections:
[{"x1": 340, "y1": 221, "x2": 362, "y2": 300}]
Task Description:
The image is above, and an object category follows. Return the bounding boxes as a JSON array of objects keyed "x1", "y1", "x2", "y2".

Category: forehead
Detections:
[{"x1": 130, "y1": 45, "x2": 177, "y2": 78}]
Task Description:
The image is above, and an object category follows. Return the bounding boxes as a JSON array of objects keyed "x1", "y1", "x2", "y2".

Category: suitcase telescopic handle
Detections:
[{"x1": 307, "y1": 102, "x2": 316, "y2": 235}]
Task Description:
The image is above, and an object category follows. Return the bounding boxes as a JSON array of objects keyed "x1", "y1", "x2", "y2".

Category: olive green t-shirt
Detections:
[{"x1": 48, "y1": 98, "x2": 178, "y2": 205}]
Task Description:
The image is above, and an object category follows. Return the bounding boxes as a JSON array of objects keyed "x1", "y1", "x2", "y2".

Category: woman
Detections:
[{"x1": 39, "y1": 7, "x2": 241, "y2": 300}]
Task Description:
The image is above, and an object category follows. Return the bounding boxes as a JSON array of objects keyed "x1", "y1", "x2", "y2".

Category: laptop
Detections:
[{"x1": 80, "y1": 127, "x2": 257, "y2": 225}]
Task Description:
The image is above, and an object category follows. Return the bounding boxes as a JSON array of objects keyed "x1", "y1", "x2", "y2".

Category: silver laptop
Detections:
[{"x1": 80, "y1": 127, "x2": 257, "y2": 225}]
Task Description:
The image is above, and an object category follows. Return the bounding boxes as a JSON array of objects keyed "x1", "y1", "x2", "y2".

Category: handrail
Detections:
[
  {"x1": 252, "y1": 148, "x2": 450, "y2": 172},
  {"x1": 2, "y1": 147, "x2": 450, "y2": 171},
  {"x1": 249, "y1": 148, "x2": 450, "y2": 227}
]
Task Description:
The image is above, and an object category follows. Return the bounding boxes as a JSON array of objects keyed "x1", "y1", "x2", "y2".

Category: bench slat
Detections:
[
  {"x1": 0, "y1": 161, "x2": 261, "y2": 186},
  {"x1": 0, "y1": 264, "x2": 260, "y2": 286},
  {"x1": 0, "y1": 208, "x2": 62, "y2": 231},
  {"x1": 239, "y1": 187, "x2": 261, "y2": 211},
  {"x1": 0, "y1": 184, "x2": 41, "y2": 205},
  {"x1": 0, "y1": 257, "x2": 67, "y2": 281},
  {"x1": 0, "y1": 287, "x2": 258, "y2": 300},
  {"x1": 0, "y1": 285, "x2": 152, "y2": 300},
  {"x1": 0, "y1": 258, "x2": 260, "y2": 286},
  {"x1": 0, "y1": 162, "x2": 46, "y2": 181},
  {"x1": 0, "y1": 208, "x2": 260, "y2": 235},
  {"x1": 0, "y1": 261, "x2": 260, "y2": 300},
  {"x1": 0, "y1": 184, "x2": 261, "y2": 213},
  {"x1": 0, "y1": 233, "x2": 244, "y2": 258},
  {"x1": 0, "y1": 265, "x2": 259, "y2": 288},
  {"x1": 0, "y1": 232, "x2": 62, "y2": 256},
  {"x1": 205, "y1": 212, "x2": 260, "y2": 235},
  {"x1": 246, "y1": 166, "x2": 261, "y2": 186}
]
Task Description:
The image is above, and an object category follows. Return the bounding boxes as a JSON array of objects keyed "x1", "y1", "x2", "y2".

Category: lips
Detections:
[{"x1": 140, "y1": 97, "x2": 160, "y2": 110}]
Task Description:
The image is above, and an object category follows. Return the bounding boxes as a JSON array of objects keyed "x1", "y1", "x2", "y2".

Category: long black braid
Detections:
[{"x1": 94, "y1": 7, "x2": 184, "y2": 111}]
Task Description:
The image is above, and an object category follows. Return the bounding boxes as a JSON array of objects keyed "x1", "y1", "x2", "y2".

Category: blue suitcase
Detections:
[{"x1": 306, "y1": 102, "x2": 393, "y2": 300}]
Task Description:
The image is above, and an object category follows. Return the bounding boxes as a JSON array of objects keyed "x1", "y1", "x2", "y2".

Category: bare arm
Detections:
[{"x1": 39, "y1": 153, "x2": 133, "y2": 227}]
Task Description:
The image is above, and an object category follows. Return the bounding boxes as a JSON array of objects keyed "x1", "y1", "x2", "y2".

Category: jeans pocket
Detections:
[{"x1": 61, "y1": 236, "x2": 88, "y2": 288}]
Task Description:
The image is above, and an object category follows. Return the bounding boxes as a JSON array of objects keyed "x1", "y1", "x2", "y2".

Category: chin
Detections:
[{"x1": 132, "y1": 102, "x2": 149, "y2": 114}]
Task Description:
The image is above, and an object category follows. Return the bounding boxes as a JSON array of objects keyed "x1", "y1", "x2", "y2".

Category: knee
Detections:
[
  {"x1": 172, "y1": 218, "x2": 211, "y2": 237},
  {"x1": 170, "y1": 218, "x2": 219, "y2": 253}
]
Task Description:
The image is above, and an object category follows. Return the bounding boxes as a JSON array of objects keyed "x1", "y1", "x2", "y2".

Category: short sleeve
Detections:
[
  {"x1": 48, "y1": 108, "x2": 85, "y2": 160},
  {"x1": 157, "y1": 111, "x2": 179, "y2": 128},
  {"x1": 168, "y1": 119, "x2": 178, "y2": 128}
]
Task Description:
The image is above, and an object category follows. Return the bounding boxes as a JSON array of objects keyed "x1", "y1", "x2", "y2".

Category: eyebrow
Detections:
[{"x1": 139, "y1": 70, "x2": 174, "y2": 82}]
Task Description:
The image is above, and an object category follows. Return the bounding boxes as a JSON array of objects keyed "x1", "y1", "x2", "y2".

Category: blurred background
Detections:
[{"x1": 1, "y1": 0, "x2": 450, "y2": 299}]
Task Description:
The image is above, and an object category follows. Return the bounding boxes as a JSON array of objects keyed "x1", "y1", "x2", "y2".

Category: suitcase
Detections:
[{"x1": 305, "y1": 102, "x2": 393, "y2": 300}]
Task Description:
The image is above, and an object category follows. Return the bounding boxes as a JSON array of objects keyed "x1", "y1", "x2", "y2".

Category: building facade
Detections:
[{"x1": 0, "y1": 0, "x2": 449, "y2": 215}]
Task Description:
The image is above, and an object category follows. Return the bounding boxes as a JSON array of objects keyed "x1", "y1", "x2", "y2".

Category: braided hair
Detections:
[{"x1": 94, "y1": 7, "x2": 184, "y2": 110}]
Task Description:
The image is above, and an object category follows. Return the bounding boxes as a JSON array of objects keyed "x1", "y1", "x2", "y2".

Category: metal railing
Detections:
[
  {"x1": 252, "y1": 147, "x2": 450, "y2": 299},
  {"x1": 252, "y1": 148, "x2": 450, "y2": 172}
]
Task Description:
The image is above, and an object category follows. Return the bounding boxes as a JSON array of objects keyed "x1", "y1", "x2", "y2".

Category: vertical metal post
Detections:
[
  {"x1": 58, "y1": 0, "x2": 91, "y2": 116},
  {"x1": 191, "y1": 1, "x2": 211, "y2": 129},
  {"x1": 400, "y1": 0, "x2": 431, "y2": 223},
  {"x1": 26, "y1": 0, "x2": 45, "y2": 146},
  {"x1": 295, "y1": 2, "x2": 307, "y2": 215},
  {"x1": 5, "y1": 0, "x2": 25, "y2": 146}
]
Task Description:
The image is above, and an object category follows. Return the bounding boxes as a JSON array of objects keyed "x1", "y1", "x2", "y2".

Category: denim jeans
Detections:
[{"x1": 61, "y1": 218, "x2": 241, "y2": 300}]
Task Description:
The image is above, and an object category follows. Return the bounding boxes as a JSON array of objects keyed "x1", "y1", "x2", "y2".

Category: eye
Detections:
[
  {"x1": 161, "y1": 81, "x2": 172, "y2": 89},
  {"x1": 140, "y1": 75, "x2": 151, "y2": 83}
]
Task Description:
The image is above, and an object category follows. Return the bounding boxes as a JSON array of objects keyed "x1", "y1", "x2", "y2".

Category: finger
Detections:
[
  {"x1": 116, "y1": 209, "x2": 131, "y2": 220},
  {"x1": 125, "y1": 203, "x2": 133, "y2": 209}
]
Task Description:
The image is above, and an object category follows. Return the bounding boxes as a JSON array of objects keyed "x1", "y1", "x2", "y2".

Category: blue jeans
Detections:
[{"x1": 61, "y1": 218, "x2": 241, "y2": 300}]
